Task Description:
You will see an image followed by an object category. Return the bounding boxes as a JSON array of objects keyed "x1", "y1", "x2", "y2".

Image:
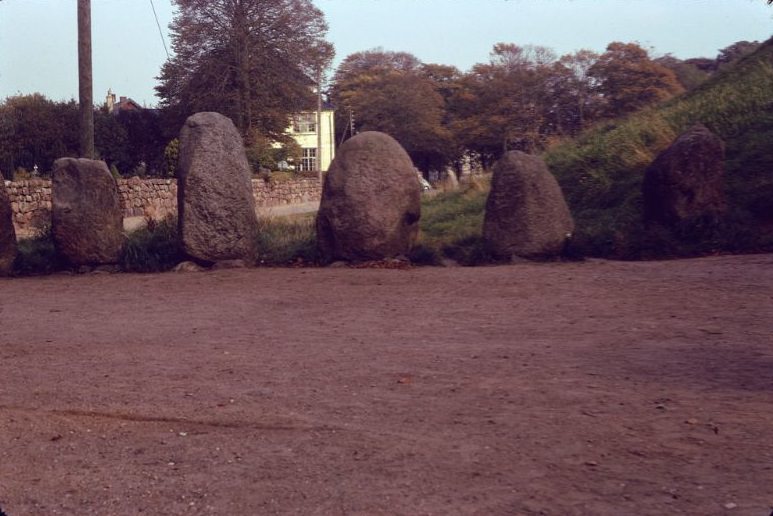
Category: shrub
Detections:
[
  {"x1": 119, "y1": 217, "x2": 183, "y2": 273},
  {"x1": 246, "y1": 132, "x2": 303, "y2": 173},
  {"x1": 13, "y1": 229, "x2": 67, "y2": 276},
  {"x1": 408, "y1": 244, "x2": 443, "y2": 266},
  {"x1": 441, "y1": 235, "x2": 502, "y2": 266},
  {"x1": 163, "y1": 139, "x2": 179, "y2": 178}
]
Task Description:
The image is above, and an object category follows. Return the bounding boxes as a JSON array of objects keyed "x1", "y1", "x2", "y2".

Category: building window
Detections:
[
  {"x1": 293, "y1": 113, "x2": 316, "y2": 133},
  {"x1": 300, "y1": 148, "x2": 317, "y2": 172}
]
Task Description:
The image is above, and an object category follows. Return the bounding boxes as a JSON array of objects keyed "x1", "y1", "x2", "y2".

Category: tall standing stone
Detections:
[
  {"x1": 483, "y1": 151, "x2": 574, "y2": 259},
  {"x1": 0, "y1": 173, "x2": 17, "y2": 275},
  {"x1": 177, "y1": 112, "x2": 258, "y2": 264},
  {"x1": 642, "y1": 124, "x2": 726, "y2": 226},
  {"x1": 316, "y1": 131, "x2": 421, "y2": 262},
  {"x1": 52, "y1": 158, "x2": 124, "y2": 265}
]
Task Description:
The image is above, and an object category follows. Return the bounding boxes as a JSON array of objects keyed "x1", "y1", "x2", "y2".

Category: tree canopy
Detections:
[
  {"x1": 0, "y1": 93, "x2": 169, "y2": 178},
  {"x1": 331, "y1": 49, "x2": 455, "y2": 174},
  {"x1": 331, "y1": 40, "x2": 703, "y2": 171},
  {"x1": 448, "y1": 44, "x2": 563, "y2": 164},
  {"x1": 589, "y1": 42, "x2": 684, "y2": 118},
  {"x1": 0, "y1": 94, "x2": 79, "y2": 175},
  {"x1": 156, "y1": 0, "x2": 334, "y2": 139}
]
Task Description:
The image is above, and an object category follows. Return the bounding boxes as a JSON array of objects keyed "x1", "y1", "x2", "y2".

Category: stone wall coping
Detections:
[{"x1": 7, "y1": 175, "x2": 322, "y2": 234}]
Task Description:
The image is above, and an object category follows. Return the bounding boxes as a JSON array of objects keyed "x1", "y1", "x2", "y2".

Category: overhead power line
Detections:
[{"x1": 149, "y1": 0, "x2": 170, "y2": 59}]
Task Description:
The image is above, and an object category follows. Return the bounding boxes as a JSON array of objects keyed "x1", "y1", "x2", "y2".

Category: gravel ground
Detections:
[{"x1": 1, "y1": 254, "x2": 772, "y2": 515}]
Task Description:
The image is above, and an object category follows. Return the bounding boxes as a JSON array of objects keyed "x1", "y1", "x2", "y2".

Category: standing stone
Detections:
[
  {"x1": 483, "y1": 151, "x2": 574, "y2": 259},
  {"x1": 0, "y1": 173, "x2": 17, "y2": 275},
  {"x1": 52, "y1": 158, "x2": 124, "y2": 265},
  {"x1": 316, "y1": 131, "x2": 421, "y2": 262},
  {"x1": 177, "y1": 112, "x2": 258, "y2": 263},
  {"x1": 642, "y1": 124, "x2": 726, "y2": 226}
]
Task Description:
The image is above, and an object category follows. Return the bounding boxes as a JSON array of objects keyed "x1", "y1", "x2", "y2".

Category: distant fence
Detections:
[{"x1": 5, "y1": 176, "x2": 322, "y2": 237}]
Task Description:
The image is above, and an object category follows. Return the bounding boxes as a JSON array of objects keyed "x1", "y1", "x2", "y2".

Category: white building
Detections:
[{"x1": 285, "y1": 106, "x2": 335, "y2": 172}]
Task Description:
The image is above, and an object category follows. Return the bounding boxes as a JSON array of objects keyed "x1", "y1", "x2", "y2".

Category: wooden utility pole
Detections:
[
  {"x1": 316, "y1": 68, "x2": 323, "y2": 183},
  {"x1": 78, "y1": 0, "x2": 94, "y2": 159}
]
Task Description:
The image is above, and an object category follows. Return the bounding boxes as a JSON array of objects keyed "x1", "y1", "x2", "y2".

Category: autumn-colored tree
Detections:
[
  {"x1": 547, "y1": 49, "x2": 602, "y2": 135},
  {"x1": 333, "y1": 48, "x2": 421, "y2": 79},
  {"x1": 156, "y1": 0, "x2": 333, "y2": 139},
  {"x1": 420, "y1": 63, "x2": 463, "y2": 104},
  {"x1": 448, "y1": 44, "x2": 561, "y2": 166},
  {"x1": 331, "y1": 50, "x2": 455, "y2": 174},
  {"x1": 653, "y1": 54, "x2": 710, "y2": 91},
  {"x1": 589, "y1": 42, "x2": 684, "y2": 118}
]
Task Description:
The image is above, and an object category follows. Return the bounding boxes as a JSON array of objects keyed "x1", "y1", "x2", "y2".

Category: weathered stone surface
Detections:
[
  {"x1": 178, "y1": 112, "x2": 258, "y2": 263},
  {"x1": 52, "y1": 158, "x2": 124, "y2": 265},
  {"x1": 172, "y1": 261, "x2": 205, "y2": 273},
  {"x1": 642, "y1": 124, "x2": 726, "y2": 226},
  {"x1": 316, "y1": 131, "x2": 421, "y2": 262},
  {"x1": 483, "y1": 151, "x2": 574, "y2": 259},
  {"x1": 0, "y1": 173, "x2": 17, "y2": 275}
]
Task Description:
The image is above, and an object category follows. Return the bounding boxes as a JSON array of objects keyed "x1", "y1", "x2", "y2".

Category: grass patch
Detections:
[
  {"x1": 254, "y1": 213, "x2": 319, "y2": 266},
  {"x1": 412, "y1": 178, "x2": 495, "y2": 266}
]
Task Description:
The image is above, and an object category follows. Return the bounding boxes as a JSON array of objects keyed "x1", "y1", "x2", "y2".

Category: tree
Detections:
[
  {"x1": 156, "y1": 0, "x2": 334, "y2": 139},
  {"x1": 654, "y1": 54, "x2": 710, "y2": 91},
  {"x1": 448, "y1": 44, "x2": 561, "y2": 165},
  {"x1": 550, "y1": 49, "x2": 602, "y2": 135},
  {"x1": 93, "y1": 106, "x2": 169, "y2": 177},
  {"x1": 94, "y1": 109, "x2": 131, "y2": 173},
  {"x1": 589, "y1": 42, "x2": 684, "y2": 118},
  {"x1": 0, "y1": 94, "x2": 79, "y2": 175},
  {"x1": 331, "y1": 50, "x2": 455, "y2": 174},
  {"x1": 716, "y1": 40, "x2": 762, "y2": 68}
]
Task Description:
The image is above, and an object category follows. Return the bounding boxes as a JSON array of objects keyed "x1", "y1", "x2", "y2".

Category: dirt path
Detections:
[{"x1": 1, "y1": 255, "x2": 772, "y2": 515}]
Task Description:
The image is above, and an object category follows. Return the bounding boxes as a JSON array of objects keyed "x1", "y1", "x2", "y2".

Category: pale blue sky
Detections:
[{"x1": 1, "y1": 0, "x2": 771, "y2": 106}]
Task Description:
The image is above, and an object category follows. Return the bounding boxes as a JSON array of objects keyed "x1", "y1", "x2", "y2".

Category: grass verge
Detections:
[
  {"x1": 254, "y1": 213, "x2": 319, "y2": 266},
  {"x1": 411, "y1": 178, "x2": 497, "y2": 266}
]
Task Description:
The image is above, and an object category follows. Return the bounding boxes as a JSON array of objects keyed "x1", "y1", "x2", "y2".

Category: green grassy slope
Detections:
[{"x1": 546, "y1": 36, "x2": 773, "y2": 258}]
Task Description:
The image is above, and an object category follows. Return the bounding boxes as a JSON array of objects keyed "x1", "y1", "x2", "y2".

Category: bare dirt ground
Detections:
[{"x1": 0, "y1": 254, "x2": 772, "y2": 516}]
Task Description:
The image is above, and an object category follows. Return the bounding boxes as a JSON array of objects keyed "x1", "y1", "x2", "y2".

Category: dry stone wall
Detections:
[
  {"x1": 5, "y1": 176, "x2": 322, "y2": 237},
  {"x1": 253, "y1": 177, "x2": 322, "y2": 207},
  {"x1": 119, "y1": 177, "x2": 177, "y2": 219},
  {"x1": 5, "y1": 179, "x2": 52, "y2": 233}
]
